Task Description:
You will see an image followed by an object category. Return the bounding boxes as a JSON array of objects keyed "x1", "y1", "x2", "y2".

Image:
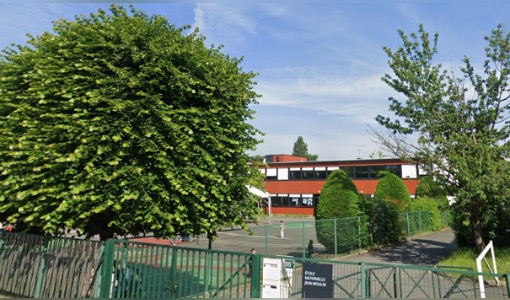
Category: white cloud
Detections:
[
  {"x1": 256, "y1": 69, "x2": 394, "y2": 124},
  {"x1": 192, "y1": 3, "x2": 257, "y2": 47}
]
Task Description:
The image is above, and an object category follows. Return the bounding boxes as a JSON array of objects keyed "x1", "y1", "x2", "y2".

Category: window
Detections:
[
  {"x1": 355, "y1": 166, "x2": 370, "y2": 179},
  {"x1": 302, "y1": 197, "x2": 314, "y2": 206},
  {"x1": 265, "y1": 168, "x2": 277, "y2": 180},
  {"x1": 339, "y1": 166, "x2": 354, "y2": 178},
  {"x1": 272, "y1": 196, "x2": 289, "y2": 207},
  {"x1": 302, "y1": 169, "x2": 315, "y2": 179},
  {"x1": 289, "y1": 170, "x2": 302, "y2": 179},
  {"x1": 314, "y1": 170, "x2": 327, "y2": 179},
  {"x1": 289, "y1": 197, "x2": 300, "y2": 206}
]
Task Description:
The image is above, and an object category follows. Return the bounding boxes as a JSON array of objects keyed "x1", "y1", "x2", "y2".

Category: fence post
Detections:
[
  {"x1": 334, "y1": 219, "x2": 338, "y2": 255},
  {"x1": 264, "y1": 225, "x2": 268, "y2": 255},
  {"x1": 505, "y1": 274, "x2": 510, "y2": 298},
  {"x1": 93, "y1": 243, "x2": 106, "y2": 298},
  {"x1": 406, "y1": 212, "x2": 411, "y2": 236},
  {"x1": 170, "y1": 247, "x2": 178, "y2": 298},
  {"x1": 418, "y1": 211, "x2": 423, "y2": 232},
  {"x1": 357, "y1": 216, "x2": 362, "y2": 253},
  {"x1": 250, "y1": 254, "x2": 261, "y2": 298},
  {"x1": 360, "y1": 262, "x2": 366, "y2": 298},
  {"x1": 34, "y1": 237, "x2": 50, "y2": 298},
  {"x1": 302, "y1": 222, "x2": 306, "y2": 258},
  {"x1": 99, "y1": 239, "x2": 116, "y2": 298}
]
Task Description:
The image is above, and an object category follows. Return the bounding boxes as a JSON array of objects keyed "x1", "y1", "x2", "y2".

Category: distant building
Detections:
[{"x1": 259, "y1": 154, "x2": 423, "y2": 216}]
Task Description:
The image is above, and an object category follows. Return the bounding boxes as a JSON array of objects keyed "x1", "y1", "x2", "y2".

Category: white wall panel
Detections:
[
  {"x1": 277, "y1": 168, "x2": 288, "y2": 180},
  {"x1": 401, "y1": 165, "x2": 417, "y2": 179}
]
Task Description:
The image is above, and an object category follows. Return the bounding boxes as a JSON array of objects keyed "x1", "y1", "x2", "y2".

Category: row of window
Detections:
[
  {"x1": 262, "y1": 195, "x2": 320, "y2": 207},
  {"x1": 265, "y1": 165, "x2": 402, "y2": 181}
]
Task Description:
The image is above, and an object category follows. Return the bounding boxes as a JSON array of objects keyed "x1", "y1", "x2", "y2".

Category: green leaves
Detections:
[
  {"x1": 378, "y1": 24, "x2": 510, "y2": 250},
  {"x1": 0, "y1": 4, "x2": 262, "y2": 240}
]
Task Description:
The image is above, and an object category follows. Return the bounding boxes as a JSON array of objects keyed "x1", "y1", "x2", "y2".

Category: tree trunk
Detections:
[
  {"x1": 99, "y1": 229, "x2": 115, "y2": 241},
  {"x1": 470, "y1": 212, "x2": 484, "y2": 254}
]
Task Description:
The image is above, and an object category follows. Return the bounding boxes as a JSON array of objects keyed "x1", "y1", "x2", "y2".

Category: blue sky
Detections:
[{"x1": 1, "y1": 1, "x2": 509, "y2": 160}]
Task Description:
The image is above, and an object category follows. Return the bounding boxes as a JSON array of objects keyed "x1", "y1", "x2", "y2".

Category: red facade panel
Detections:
[{"x1": 263, "y1": 206, "x2": 315, "y2": 215}]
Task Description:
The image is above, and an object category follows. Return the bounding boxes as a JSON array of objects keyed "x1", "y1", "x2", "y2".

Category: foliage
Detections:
[
  {"x1": 0, "y1": 5, "x2": 262, "y2": 240},
  {"x1": 315, "y1": 169, "x2": 362, "y2": 252},
  {"x1": 292, "y1": 136, "x2": 319, "y2": 161},
  {"x1": 373, "y1": 24, "x2": 510, "y2": 251},
  {"x1": 315, "y1": 217, "x2": 362, "y2": 254},
  {"x1": 409, "y1": 197, "x2": 443, "y2": 231},
  {"x1": 368, "y1": 150, "x2": 387, "y2": 159},
  {"x1": 415, "y1": 176, "x2": 448, "y2": 208},
  {"x1": 360, "y1": 196, "x2": 403, "y2": 245},
  {"x1": 373, "y1": 171, "x2": 410, "y2": 212},
  {"x1": 316, "y1": 170, "x2": 361, "y2": 219},
  {"x1": 452, "y1": 203, "x2": 510, "y2": 248}
]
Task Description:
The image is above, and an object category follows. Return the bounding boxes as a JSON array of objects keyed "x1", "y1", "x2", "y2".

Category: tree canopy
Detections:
[
  {"x1": 292, "y1": 136, "x2": 319, "y2": 161},
  {"x1": 373, "y1": 24, "x2": 510, "y2": 251},
  {"x1": 0, "y1": 5, "x2": 262, "y2": 240}
]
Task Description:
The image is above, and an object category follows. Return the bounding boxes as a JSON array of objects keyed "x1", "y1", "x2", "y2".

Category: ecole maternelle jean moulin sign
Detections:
[{"x1": 302, "y1": 262, "x2": 333, "y2": 298}]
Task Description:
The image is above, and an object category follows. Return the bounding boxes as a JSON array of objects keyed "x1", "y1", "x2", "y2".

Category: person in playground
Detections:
[
  {"x1": 308, "y1": 240, "x2": 314, "y2": 257},
  {"x1": 247, "y1": 248, "x2": 256, "y2": 278},
  {"x1": 280, "y1": 220, "x2": 285, "y2": 238}
]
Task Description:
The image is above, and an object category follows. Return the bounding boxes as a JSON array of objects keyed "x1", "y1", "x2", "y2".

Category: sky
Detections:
[{"x1": 1, "y1": 1, "x2": 509, "y2": 161}]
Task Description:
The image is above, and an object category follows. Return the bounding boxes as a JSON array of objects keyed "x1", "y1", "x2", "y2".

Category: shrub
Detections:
[
  {"x1": 408, "y1": 197, "x2": 443, "y2": 231},
  {"x1": 452, "y1": 202, "x2": 510, "y2": 248},
  {"x1": 361, "y1": 196, "x2": 403, "y2": 245},
  {"x1": 415, "y1": 175, "x2": 449, "y2": 209},
  {"x1": 374, "y1": 171, "x2": 410, "y2": 212},
  {"x1": 315, "y1": 169, "x2": 362, "y2": 253}
]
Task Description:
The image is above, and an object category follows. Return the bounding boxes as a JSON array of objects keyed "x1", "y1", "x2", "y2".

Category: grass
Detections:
[{"x1": 437, "y1": 247, "x2": 510, "y2": 274}]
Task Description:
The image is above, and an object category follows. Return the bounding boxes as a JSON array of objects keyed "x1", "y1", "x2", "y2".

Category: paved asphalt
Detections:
[{"x1": 340, "y1": 227, "x2": 457, "y2": 266}]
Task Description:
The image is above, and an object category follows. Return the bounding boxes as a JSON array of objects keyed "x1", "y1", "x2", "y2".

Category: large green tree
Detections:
[
  {"x1": 372, "y1": 24, "x2": 510, "y2": 252},
  {"x1": 292, "y1": 136, "x2": 319, "y2": 161},
  {"x1": 0, "y1": 5, "x2": 262, "y2": 240}
]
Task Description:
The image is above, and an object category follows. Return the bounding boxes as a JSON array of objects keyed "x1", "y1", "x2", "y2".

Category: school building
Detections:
[{"x1": 259, "y1": 154, "x2": 423, "y2": 216}]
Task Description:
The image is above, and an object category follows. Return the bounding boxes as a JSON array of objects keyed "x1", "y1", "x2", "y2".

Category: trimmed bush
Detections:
[
  {"x1": 315, "y1": 169, "x2": 362, "y2": 253},
  {"x1": 374, "y1": 171, "x2": 411, "y2": 212},
  {"x1": 361, "y1": 196, "x2": 403, "y2": 245}
]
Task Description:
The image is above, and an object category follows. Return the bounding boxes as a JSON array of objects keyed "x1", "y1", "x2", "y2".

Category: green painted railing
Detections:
[{"x1": 0, "y1": 229, "x2": 509, "y2": 298}]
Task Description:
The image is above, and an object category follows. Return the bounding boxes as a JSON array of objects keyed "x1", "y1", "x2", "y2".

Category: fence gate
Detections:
[{"x1": 98, "y1": 239, "x2": 257, "y2": 298}]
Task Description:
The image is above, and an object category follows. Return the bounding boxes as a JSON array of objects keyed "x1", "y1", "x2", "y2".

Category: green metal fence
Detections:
[
  {"x1": 98, "y1": 239, "x2": 256, "y2": 298},
  {"x1": 1, "y1": 228, "x2": 510, "y2": 298},
  {"x1": 255, "y1": 255, "x2": 510, "y2": 298},
  {"x1": 196, "y1": 211, "x2": 450, "y2": 258}
]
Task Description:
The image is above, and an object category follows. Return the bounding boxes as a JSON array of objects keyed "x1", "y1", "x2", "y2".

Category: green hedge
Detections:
[
  {"x1": 315, "y1": 169, "x2": 362, "y2": 252},
  {"x1": 409, "y1": 197, "x2": 443, "y2": 231}
]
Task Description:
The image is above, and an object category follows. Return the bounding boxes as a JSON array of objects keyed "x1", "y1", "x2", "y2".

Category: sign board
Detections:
[
  {"x1": 283, "y1": 258, "x2": 295, "y2": 269},
  {"x1": 302, "y1": 262, "x2": 333, "y2": 298}
]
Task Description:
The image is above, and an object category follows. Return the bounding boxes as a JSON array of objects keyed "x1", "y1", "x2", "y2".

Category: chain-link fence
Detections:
[{"x1": 174, "y1": 210, "x2": 451, "y2": 258}]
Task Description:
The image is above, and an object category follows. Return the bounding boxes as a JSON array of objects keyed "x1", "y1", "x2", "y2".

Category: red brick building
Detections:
[{"x1": 259, "y1": 154, "x2": 422, "y2": 216}]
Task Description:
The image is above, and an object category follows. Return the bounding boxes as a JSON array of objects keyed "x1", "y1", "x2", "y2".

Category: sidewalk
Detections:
[{"x1": 341, "y1": 227, "x2": 457, "y2": 266}]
